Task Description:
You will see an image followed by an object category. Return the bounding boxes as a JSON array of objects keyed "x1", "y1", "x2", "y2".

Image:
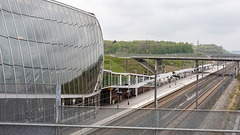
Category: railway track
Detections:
[{"x1": 88, "y1": 63, "x2": 236, "y2": 135}]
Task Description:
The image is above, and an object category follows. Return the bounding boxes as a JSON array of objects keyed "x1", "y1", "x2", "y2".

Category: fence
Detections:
[{"x1": 1, "y1": 107, "x2": 240, "y2": 135}]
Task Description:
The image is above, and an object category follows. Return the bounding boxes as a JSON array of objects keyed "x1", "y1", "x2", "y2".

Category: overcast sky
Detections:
[{"x1": 58, "y1": 0, "x2": 240, "y2": 51}]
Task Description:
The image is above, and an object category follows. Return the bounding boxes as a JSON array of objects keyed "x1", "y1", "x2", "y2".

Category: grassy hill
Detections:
[
  {"x1": 104, "y1": 55, "x2": 195, "y2": 74},
  {"x1": 193, "y1": 44, "x2": 230, "y2": 54},
  {"x1": 104, "y1": 55, "x2": 152, "y2": 75}
]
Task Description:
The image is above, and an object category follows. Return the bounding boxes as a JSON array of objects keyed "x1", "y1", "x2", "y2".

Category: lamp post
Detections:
[
  {"x1": 117, "y1": 89, "x2": 122, "y2": 109},
  {"x1": 127, "y1": 88, "x2": 130, "y2": 105}
]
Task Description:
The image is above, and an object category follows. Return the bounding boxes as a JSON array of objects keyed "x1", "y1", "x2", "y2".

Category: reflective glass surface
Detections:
[{"x1": 0, "y1": 0, "x2": 104, "y2": 95}]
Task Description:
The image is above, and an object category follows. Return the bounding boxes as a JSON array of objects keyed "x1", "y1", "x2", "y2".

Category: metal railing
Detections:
[{"x1": 1, "y1": 108, "x2": 240, "y2": 135}]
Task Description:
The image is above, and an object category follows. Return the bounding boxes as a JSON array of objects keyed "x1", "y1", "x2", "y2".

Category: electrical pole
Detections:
[
  {"x1": 202, "y1": 61, "x2": 204, "y2": 91},
  {"x1": 109, "y1": 59, "x2": 111, "y2": 70},
  {"x1": 196, "y1": 74, "x2": 199, "y2": 109},
  {"x1": 154, "y1": 70, "x2": 157, "y2": 108},
  {"x1": 126, "y1": 59, "x2": 128, "y2": 73}
]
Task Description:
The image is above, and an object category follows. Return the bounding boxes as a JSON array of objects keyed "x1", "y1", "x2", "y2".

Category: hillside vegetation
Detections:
[
  {"x1": 104, "y1": 55, "x2": 151, "y2": 74},
  {"x1": 193, "y1": 44, "x2": 230, "y2": 54},
  {"x1": 104, "y1": 55, "x2": 195, "y2": 75},
  {"x1": 104, "y1": 40, "x2": 194, "y2": 55}
]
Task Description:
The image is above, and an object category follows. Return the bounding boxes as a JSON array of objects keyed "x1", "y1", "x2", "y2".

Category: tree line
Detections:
[{"x1": 104, "y1": 40, "x2": 194, "y2": 55}]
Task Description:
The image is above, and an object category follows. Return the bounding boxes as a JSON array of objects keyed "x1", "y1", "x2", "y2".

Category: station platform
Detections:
[
  {"x1": 104, "y1": 66, "x2": 221, "y2": 109},
  {"x1": 67, "y1": 65, "x2": 224, "y2": 135}
]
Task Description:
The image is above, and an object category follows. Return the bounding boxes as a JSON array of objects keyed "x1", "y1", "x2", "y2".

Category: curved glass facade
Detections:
[{"x1": 0, "y1": 0, "x2": 104, "y2": 95}]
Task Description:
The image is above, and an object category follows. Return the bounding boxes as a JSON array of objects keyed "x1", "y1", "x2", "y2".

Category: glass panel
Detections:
[
  {"x1": 0, "y1": 36, "x2": 12, "y2": 65},
  {"x1": 24, "y1": 0, "x2": 35, "y2": 16},
  {"x1": 13, "y1": 13, "x2": 26, "y2": 40},
  {"x1": 59, "y1": 46, "x2": 66, "y2": 69},
  {"x1": 68, "y1": 70, "x2": 73, "y2": 94},
  {"x1": 64, "y1": 7, "x2": 72, "y2": 24},
  {"x1": 65, "y1": 46, "x2": 71, "y2": 69},
  {"x1": 31, "y1": 0, "x2": 43, "y2": 18},
  {"x1": 52, "y1": 21, "x2": 61, "y2": 44},
  {"x1": 0, "y1": 65, "x2": 3, "y2": 83},
  {"x1": 62, "y1": 69, "x2": 67, "y2": 84},
  {"x1": 25, "y1": 67, "x2": 33, "y2": 84},
  {"x1": 63, "y1": 24, "x2": 70, "y2": 45},
  {"x1": 39, "y1": 1, "x2": 50, "y2": 19},
  {"x1": 34, "y1": 68, "x2": 42, "y2": 84},
  {"x1": 38, "y1": 19, "x2": 50, "y2": 43},
  {"x1": 50, "y1": 69, "x2": 56, "y2": 84},
  {"x1": 4, "y1": 64, "x2": 14, "y2": 83},
  {"x1": 4, "y1": 64, "x2": 16, "y2": 93},
  {"x1": 68, "y1": 25, "x2": 74, "y2": 45},
  {"x1": 9, "y1": 38, "x2": 22, "y2": 66},
  {"x1": 74, "y1": 10, "x2": 81, "y2": 26},
  {"x1": 56, "y1": 69, "x2": 62, "y2": 84},
  {"x1": 45, "y1": 2, "x2": 56, "y2": 20},
  {"x1": 78, "y1": 13, "x2": 84, "y2": 26},
  {"x1": 78, "y1": 47, "x2": 82, "y2": 71},
  {"x1": 3, "y1": 11, "x2": 17, "y2": 38},
  {"x1": 57, "y1": 23, "x2": 65, "y2": 45},
  {"x1": 73, "y1": 25, "x2": 79, "y2": 46},
  {"x1": 25, "y1": 69, "x2": 35, "y2": 94},
  {"x1": 22, "y1": 15, "x2": 35, "y2": 41},
  {"x1": 45, "y1": 20, "x2": 55, "y2": 44},
  {"x1": 69, "y1": 47, "x2": 74, "y2": 69},
  {"x1": 8, "y1": 0, "x2": 19, "y2": 13},
  {"x1": 58, "y1": 6, "x2": 66, "y2": 23},
  {"x1": 38, "y1": 43, "x2": 47, "y2": 68},
  {"x1": 52, "y1": 4, "x2": 61, "y2": 22},
  {"x1": 42, "y1": 69, "x2": 50, "y2": 84},
  {"x1": 29, "y1": 42, "x2": 40, "y2": 68},
  {"x1": 31, "y1": 17, "x2": 43, "y2": 42},
  {"x1": 69, "y1": 9, "x2": 76, "y2": 25},
  {"x1": 0, "y1": 11, "x2": 7, "y2": 36},
  {"x1": 52, "y1": 45, "x2": 60, "y2": 68},
  {"x1": 16, "y1": 0, "x2": 28, "y2": 15},
  {"x1": 0, "y1": 0, "x2": 10, "y2": 11},
  {"x1": 15, "y1": 66, "x2": 24, "y2": 83},
  {"x1": 20, "y1": 40, "x2": 31, "y2": 67},
  {"x1": 45, "y1": 44, "x2": 54, "y2": 69},
  {"x1": 73, "y1": 47, "x2": 78, "y2": 70}
]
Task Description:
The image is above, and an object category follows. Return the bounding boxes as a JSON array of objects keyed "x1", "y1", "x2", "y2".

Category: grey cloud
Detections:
[{"x1": 59, "y1": 0, "x2": 240, "y2": 51}]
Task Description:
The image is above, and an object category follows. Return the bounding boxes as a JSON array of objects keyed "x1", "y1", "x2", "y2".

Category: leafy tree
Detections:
[{"x1": 104, "y1": 40, "x2": 194, "y2": 55}]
